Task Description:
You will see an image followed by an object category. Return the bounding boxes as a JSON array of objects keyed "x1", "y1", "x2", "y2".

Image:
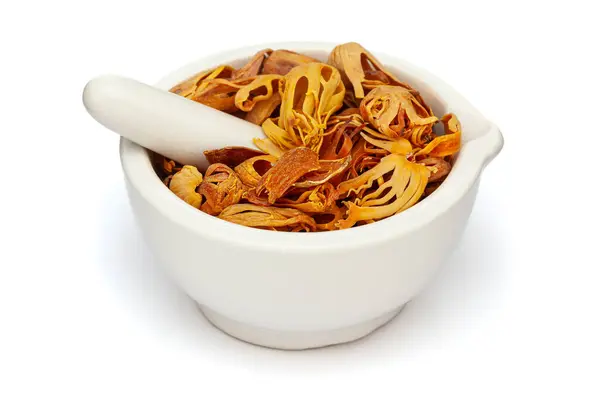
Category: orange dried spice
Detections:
[
  {"x1": 256, "y1": 147, "x2": 320, "y2": 204},
  {"x1": 162, "y1": 43, "x2": 463, "y2": 231}
]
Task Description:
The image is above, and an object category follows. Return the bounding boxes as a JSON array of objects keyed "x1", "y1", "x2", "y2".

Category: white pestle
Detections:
[{"x1": 82, "y1": 74, "x2": 263, "y2": 169}]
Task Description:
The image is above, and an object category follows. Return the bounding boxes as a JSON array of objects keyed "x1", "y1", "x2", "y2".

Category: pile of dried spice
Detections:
[{"x1": 153, "y1": 42, "x2": 461, "y2": 232}]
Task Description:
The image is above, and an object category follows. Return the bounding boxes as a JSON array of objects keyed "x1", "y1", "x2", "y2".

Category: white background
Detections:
[{"x1": 1, "y1": 1, "x2": 599, "y2": 399}]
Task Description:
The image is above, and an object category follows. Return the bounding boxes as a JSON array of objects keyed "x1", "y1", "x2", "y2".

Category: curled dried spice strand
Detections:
[
  {"x1": 310, "y1": 203, "x2": 347, "y2": 231},
  {"x1": 234, "y1": 154, "x2": 277, "y2": 187},
  {"x1": 169, "y1": 65, "x2": 234, "y2": 98},
  {"x1": 169, "y1": 165, "x2": 204, "y2": 208},
  {"x1": 360, "y1": 86, "x2": 438, "y2": 140},
  {"x1": 328, "y1": 42, "x2": 413, "y2": 99},
  {"x1": 359, "y1": 131, "x2": 412, "y2": 155},
  {"x1": 245, "y1": 92, "x2": 282, "y2": 125},
  {"x1": 198, "y1": 164, "x2": 244, "y2": 215},
  {"x1": 415, "y1": 113, "x2": 461, "y2": 158},
  {"x1": 347, "y1": 137, "x2": 386, "y2": 179},
  {"x1": 204, "y1": 146, "x2": 267, "y2": 168},
  {"x1": 231, "y1": 48, "x2": 273, "y2": 79},
  {"x1": 191, "y1": 77, "x2": 257, "y2": 112},
  {"x1": 320, "y1": 121, "x2": 356, "y2": 160},
  {"x1": 252, "y1": 137, "x2": 285, "y2": 158},
  {"x1": 293, "y1": 156, "x2": 351, "y2": 188},
  {"x1": 262, "y1": 62, "x2": 345, "y2": 153},
  {"x1": 261, "y1": 49, "x2": 320, "y2": 75},
  {"x1": 256, "y1": 147, "x2": 320, "y2": 203},
  {"x1": 336, "y1": 154, "x2": 430, "y2": 229},
  {"x1": 417, "y1": 157, "x2": 451, "y2": 183},
  {"x1": 410, "y1": 124, "x2": 437, "y2": 148},
  {"x1": 234, "y1": 74, "x2": 283, "y2": 112},
  {"x1": 323, "y1": 110, "x2": 364, "y2": 139},
  {"x1": 277, "y1": 182, "x2": 338, "y2": 213},
  {"x1": 219, "y1": 204, "x2": 317, "y2": 232}
]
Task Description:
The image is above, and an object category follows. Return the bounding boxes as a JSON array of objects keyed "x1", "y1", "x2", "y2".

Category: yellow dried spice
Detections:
[
  {"x1": 234, "y1": 155, "x2": 277, "y2": 187},
  {"x1": 219, "y1": 204, "x2": 317, "y2": 232},
  {"x1": 415, "y1": 113, "x2": 461, "y2": 158},
  {"x1": 276, "y1": 182, "x2": 337, "y2": 213},
  {"x1": 261, "y1": 50, "x2": 320, "y2": 75},
  {"x1": 245, "y1": 92, "x2": 282, "y2": 125},
  {"x1": 231, "y1": 49, "x2": 272, "y2": 79},
  {"x1": 255, "y1": 147, "x2": 320, "y2": 204},
  {"x1": 293, "y1": 156, "x2": 351, "y2": 188},
  {"x1": 169, "y1": 165, "x2": 204, "y2": 208},
  {"x1": 336, "y1": 154, "x2": 430, "y2": 229},
  {"x1": 252, "y1": 135, "x2": 286, "y2": 158},
  {"x1": 169, "y1": 65, "x2": 234, "y2": 98},
  {"x1": 261, "y1": 63, "x2": 345, "y2": 153},
  {"x1": 190, "y1": 77, "x2": 257, "y2": 112},
  {"x1": 323, "y1": 108, "x2": 364, "y2": 137},
  {"x1": 198, "y1": 164, "x2": 244, "y2": 215},
  {"x1": 328, "y1": 42, "x2": 412, "y2": 99},
  {"x1": 360, "y1": 86, "x2": 438, "y2": 141},
  {"x1": 234, "y1": 74, "x2": 283, "y2": 112},
  {"x1": 359, "y1": 131, "x2": 412, "y2": 155},
  {"x1": 310, "y1": 203, "x2": 347, "y2": 231}
]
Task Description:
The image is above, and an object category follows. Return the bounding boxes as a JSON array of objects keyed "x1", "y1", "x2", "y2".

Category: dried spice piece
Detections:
[
  {"x1": 204, "y1": 146, "x2": 267, "y2": 168},
  {"x1": 359, "y1": 131, "x2": 412, "y2": 155},
  {"x1": 234, "y1": 154, "x2": 277, "y2": 187},
  {"x1": 415, "y1": 114, "x2": 461, "y2": 158},
  {"x1": 151, "y1": 152, "x2": 183, "y2": 181},
  {"x1": 293, "y1": 156, "x2": 351, "y2": 188},
  {"x1": 328, "y1": 42, "x2": 413, "y2": 99},
  {"x1": 360, "y1": 86, "x2": 437, "y2": 140},
  {"x1": 256, "y1": 147, "x2": 320, "y2": 203},
  {"x1": 262, "y1": 63, "x2": 345, "y2": 153},
  {"x1": 198, "y1": 164, "x2": 244, "y2": 215},
  {"x1": 417, "y1": 157, "x2": 451, "y2": 182},
  {"x1": 324, "y1": 109, "x2": 363, "y2": 134},
  {"x1": 409, "y1": 124, "x2": 437, "y2": 148},
  {"x1": 277, "y1": 182, "x2": 338, "y2": 213},
  {"x1": 232, "y1": 49, "x2": 273, "y2": 79},
  {"x1": 169, "y1": 65, "x2": 234, "y2": 98},
  {"x1": 234, "y1": 74, "x2": 283, "y2": 112},
  {"x1": 219, "y1": 204, "x2": 317, "y2": 232},
  {"x1": 252, "y1": 137, "x2": 285, "y2": 158},
  {"x1": 336, "y1": 154, "x2": 430, "y2": 229},
  {"x1": 169, "y1": 165, "x2": 204, "y2": 208},
  {"x1": 260, "y1": 118, "x2": 296, "y2": 149},
  {"x1": 245, "y1": 92, "x2": 281, "y2": 125},
  {"x1": 347, "y1": 137, "x2": 386, "y2": 179},
  {"x1": 191, "y1": 77, "x2": 256, "y2": 112},
  {"x1": 310, "y1": 203, "x2": 347, "y2": 231},
  {"x1": 262, "y1": 49, "x2": 320, "y2": 75},
  {"x1": 320, "y1": 122, "x2": 356, "y2": 160},
  {"x1": 162, "y1": 158, "x2": 178, "y2": 174}
]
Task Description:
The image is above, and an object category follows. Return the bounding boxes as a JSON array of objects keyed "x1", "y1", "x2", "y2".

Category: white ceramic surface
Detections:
[
  {"x1": 119, "y1": 42, "x2": 504, "y2": 350},
  {"x1": 83, "y1": 75, "x2": 262, "y2": 170}
]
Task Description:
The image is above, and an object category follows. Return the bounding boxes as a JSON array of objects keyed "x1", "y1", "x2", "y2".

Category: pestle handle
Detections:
[{"x1": 82, "y1": 74, "x2": 263, "y2": 169}]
